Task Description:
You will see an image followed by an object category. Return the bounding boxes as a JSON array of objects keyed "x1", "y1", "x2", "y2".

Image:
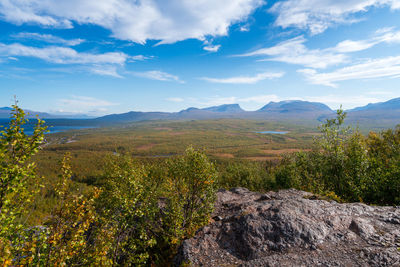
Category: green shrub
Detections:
[
  {"x1": 163, "y1": 146, "x2": 217, "y2": 240},
  {"x1": 0, "y1": 104, "x2": 47, "y2": 264},
  {"x1": 275, "y1": 109, "x2": 399, "y2": 205},
  {"x1": 96, "y1": 155, "x2": 158, "y2": 265}
]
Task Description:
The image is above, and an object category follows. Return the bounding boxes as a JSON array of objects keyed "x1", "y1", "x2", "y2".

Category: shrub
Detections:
[
  {"x1": 96, "y1": 155, "x2": 158, "y2": 265},
  {"x1": 274, "y1": 108, "x2": 395, "y2": 204},
  {"x1": 0, "y1": 104, "x2": 47, "y2": 265}
]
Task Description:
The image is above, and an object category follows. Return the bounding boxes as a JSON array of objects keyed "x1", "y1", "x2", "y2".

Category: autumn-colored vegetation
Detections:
[{"x1": 0, "y1": 104, "x2": 399, "y2": 265}]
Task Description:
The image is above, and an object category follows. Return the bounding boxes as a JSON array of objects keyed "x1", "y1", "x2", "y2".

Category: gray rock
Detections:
[{"x1": 175, "y1": 188, "x2": 400, "y2": 266}]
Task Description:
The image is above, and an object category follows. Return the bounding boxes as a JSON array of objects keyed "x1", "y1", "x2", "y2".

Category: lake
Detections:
[
  {"x1": 256, "y1": 131, "x2": 288, "y2": 134},
  {"x1": 0, "y1": 119, "x2": 97, "y2": 135}
]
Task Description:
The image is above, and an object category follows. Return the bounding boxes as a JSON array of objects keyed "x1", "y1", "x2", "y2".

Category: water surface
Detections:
[{"x1": 256, "y1": 131, "x2": 288, "y2": 134}]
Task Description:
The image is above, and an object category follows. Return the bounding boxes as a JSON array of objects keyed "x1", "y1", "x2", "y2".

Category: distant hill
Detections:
[
  {"x1": 3, "y1": 98, "x2": 399, "y2": 129},
  {"x1": 348, "y1": 97, "x2": 400, "y2": 112},
  {"x1": 94, "y1": 100, "x2": 335, "y2": 124},
  {"x1": 93, "y1": 111, "x2": 170, "y2": 123},
  {"x1": 258, "y1": 100, "x2": 332, "y2": 113},
  {"x1": 344, "y1": 97, "x2": 400, "y2": 128},
  {"x1": 0, "y1": 107, "x2": 54, "y2": 119},
  {"x1": 0, "y1": 107, "x2": 93, "y2": 119},
  {"x1": 202, "y1": 104, "x2": 244, "y2": 113}
]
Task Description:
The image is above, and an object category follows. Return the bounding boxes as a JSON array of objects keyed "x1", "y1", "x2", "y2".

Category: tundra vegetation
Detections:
[{"x1": 0, "y1": 104, "x2": 399, "y2": 265}]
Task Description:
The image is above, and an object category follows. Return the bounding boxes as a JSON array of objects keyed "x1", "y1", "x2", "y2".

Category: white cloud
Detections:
[
  {"x1": 201, "y1": 71, "x2": 284, "y2": 84},
  {"x1": 166, "y1": 97, "x2": 185, "y2": 102},
  {"x1": 332, "y1": 28, "x2": 400, "y2": 52},
  {"x1": 89, "y1": 65, "x2": 122, "y2": 78},
  {"x1": 132, "y1": 70, "x2": 183, "y2": 83},
  {"x1": 239, "y1": 25, "x2": 250, "y2": 32},
  {"x1": 12, "y1": 32, "x2": 84, "y2": 46},
  {"x1": 130, "y1": 55, "x2": 153, "y2": 61},
  {"x1": 203, "y1": 44, "x2": 221, "y2": 52},
  {"x1": 58, "y1": 95, "x2": 118, "y2": 114},
  {"x1": 0, "y1": 42, "x2": 128, "y2": 77},
  {"x1": 60, "y1": 95, "x2": 118, "y2": 107},
  {"x1": 298, "y1": 55, "x2": 400, "y2": 87},
  {"x1": 239, "y1": 36, "x2": 348, "y2": 68},
  {"x1": 332, "y1": 39, "x2": 377, "y2": 53},
  {"x1": 0, "y1": 43, "x2": 127, "y2": 65},
  {"x1": 269, "y1": 0, "x2": 400, "y2": 35},
  {"x1": 239, "y1": 28, "x2": 400, "y2": 68},
  {"x1": 0, "y1": 0, "x2": 264, "y2": 44}
]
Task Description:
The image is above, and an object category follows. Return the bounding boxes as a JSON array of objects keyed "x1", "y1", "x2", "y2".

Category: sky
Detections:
[{"x1": 0, "y1": 0, "x2": 400, "y2": 116}]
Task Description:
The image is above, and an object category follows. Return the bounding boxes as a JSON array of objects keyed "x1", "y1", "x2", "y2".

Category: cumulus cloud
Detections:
[
  {"x1": 201, "y1": 71, "x2": 284, "y2": 84},
  {"x1": 298, "y1": 55, "x2": 400, "y2": 87},
  {"x1": 269, "y1": 0, "x2": 400, "y2": 35},
  {"x1": 132, "y1": 70, "x2": 183, "y2": 83},
  {"x1": 12, "y1": 32, "x2": 84, "y2": 46},
  {"x1": 0, "y1": 0, "x2": 264, "y2": 44}
]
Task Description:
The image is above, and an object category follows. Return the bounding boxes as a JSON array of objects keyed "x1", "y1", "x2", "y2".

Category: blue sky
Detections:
[{"x1": 0, "y1": 0, "x2": 400, "y2": 116}]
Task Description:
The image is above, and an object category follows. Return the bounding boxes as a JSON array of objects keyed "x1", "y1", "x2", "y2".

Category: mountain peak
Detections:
[
  {"x1": 202, "y1": 104, "x2": 244, "y2": 113},
  {"x1": 349, "y1": 97, "x2": 400, "y2": 112}
]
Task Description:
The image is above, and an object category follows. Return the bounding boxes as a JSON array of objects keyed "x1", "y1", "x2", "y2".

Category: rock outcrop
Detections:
[{"x1": 175, "y1": 188, "x2": 400, "y2": 266}]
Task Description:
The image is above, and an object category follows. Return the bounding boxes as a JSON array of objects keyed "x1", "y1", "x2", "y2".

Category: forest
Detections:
[{"x1": 0, "y1": 104, "x2": 399, "y2": 266}]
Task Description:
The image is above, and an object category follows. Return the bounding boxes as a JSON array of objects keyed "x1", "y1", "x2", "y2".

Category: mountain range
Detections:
[
  {"x1": 95, "y1": 98, "x2": 400, "y2": 128},
  {"x1": 1, "y1": 98, "x2": 399, "y2": 128},
  {"x1": 0, "y1": 107, "x2": 93, "y2": 119}
]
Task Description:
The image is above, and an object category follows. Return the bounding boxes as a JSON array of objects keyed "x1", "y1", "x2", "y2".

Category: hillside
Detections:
[{"x1": 344, "y1": 97, "x2": 400, "y2": 128}]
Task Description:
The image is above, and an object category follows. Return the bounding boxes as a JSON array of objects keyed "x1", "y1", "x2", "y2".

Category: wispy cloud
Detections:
[
  {"x1": 298, "y1": 55, "x2": 400, "y2": 87},
  {"x1": 58, "y1": 95, "x2": 118, "y2": 114},
  {"x1": 238, "y1": 28, "x2": 400, "y2": 69},
  {"x1": 0, "y1": 43, "x2": 127, "y2": 65},
  {"x1": 201, "y1": 71, "x2": 284, "y2": 84},
  {"x1": 132, "y1": 70, "x2": 184, "y2": 83},
  {"x1": 130, "y1": 55, "x2": 153, "y2": 61},
  {"x1": 203, "y1": 45, "x2": 221, "y2": 52},
  {"x1": 166, "y1": 97, "x2": 185, "y2": 102},
  {"x1": 0, "y1": 0, "x2": 264, "y2": 44},
  {"x1": 269, "y1": 0, "x2": 400, "y2": 35},
  {"x1": 0, "y1": 42, "x2": 128, "y2": 77},
  {"x1": 238, "y1": 36, "x2": 347, "y2": 68},
  {"x1": 11, "y1": 32, "x2": 84, "y2": 46},
  {"x1": 89, "y1": 65, "x2": 123, "y2": 78}
]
